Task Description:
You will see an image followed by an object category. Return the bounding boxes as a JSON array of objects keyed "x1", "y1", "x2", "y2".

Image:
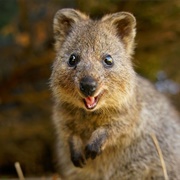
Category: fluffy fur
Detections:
[{"x1": 50, "y1": 9, "x2": 180, "y2": 180}]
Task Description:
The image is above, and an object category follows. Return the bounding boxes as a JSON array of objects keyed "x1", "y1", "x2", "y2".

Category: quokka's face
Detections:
[{"x1": 51, "y1": 9, "x2": 136, "y2": 111}]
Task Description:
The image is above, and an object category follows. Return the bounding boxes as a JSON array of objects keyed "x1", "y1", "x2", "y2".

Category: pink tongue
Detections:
[{"x1": 85, "y1": 97, "x2": 95, "y2": 106}]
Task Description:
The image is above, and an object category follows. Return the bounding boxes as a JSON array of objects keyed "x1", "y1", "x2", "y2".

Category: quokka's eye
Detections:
[
  {"x1": 103, "y1": 54, "x2": 114, "y2": 68},
  {"x1": 68, "y1": 54, "x2": 80, "y2": 67}
]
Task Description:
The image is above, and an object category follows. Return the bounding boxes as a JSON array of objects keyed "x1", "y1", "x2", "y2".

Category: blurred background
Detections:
[{"x1": 0, "y1": 0, "x2": 179, "y2": 178}]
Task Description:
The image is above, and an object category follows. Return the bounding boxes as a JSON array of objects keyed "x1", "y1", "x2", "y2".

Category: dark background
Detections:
[{"x1": 0, "y1": 0, "x2": 179, "y2": 178}]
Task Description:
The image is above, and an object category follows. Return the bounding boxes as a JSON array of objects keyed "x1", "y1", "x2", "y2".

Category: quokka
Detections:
[{"x1": 50, "y1": 9, "x2": 180, "y2": 180}]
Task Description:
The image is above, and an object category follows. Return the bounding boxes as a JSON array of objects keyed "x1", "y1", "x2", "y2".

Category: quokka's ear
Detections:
[
  {"x1": 53, "y1": 8, "x2": 89, "y2": 51},
  {"x1": 102, "y1": 12, "x2": 136, "y2": 55}
]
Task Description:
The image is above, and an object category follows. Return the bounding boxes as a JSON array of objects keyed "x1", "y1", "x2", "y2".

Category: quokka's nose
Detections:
[{"x1": 80, "y1": 76, "x2": 97, "y2": 97}]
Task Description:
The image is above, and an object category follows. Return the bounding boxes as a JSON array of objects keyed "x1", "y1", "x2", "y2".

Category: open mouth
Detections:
[{"x1": 83, "y1": 96, "x2": 99, "y2": 110}]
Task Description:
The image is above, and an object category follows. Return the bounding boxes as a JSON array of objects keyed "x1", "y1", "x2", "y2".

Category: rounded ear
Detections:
[
  {"x1": 102, "y1": 12, "x2": 136, "y2": 55},
  {"x1": 53, "y1": 8, "x2": 89, "y2": 51}
]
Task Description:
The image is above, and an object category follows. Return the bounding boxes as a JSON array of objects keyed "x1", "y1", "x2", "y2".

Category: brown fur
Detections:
[{"x1": 50, "y1": 9, "x2": 180, "y2": 180}]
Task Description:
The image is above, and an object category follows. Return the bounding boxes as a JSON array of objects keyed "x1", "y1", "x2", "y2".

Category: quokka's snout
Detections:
[
  {"x1": 80, "y1": 76, "x2": 97, "y2": 97},
  {"x1": 79, "y1": 76, "x2": 101, "y2": 110}
]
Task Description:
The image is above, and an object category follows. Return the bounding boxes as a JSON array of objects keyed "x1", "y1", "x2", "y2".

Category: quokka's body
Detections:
[{"x1": 50, "y1": 9, "x2": 180, "y2": 180}]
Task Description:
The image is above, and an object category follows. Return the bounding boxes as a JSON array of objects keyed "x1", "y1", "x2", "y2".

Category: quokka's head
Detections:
[{"x1": 51, "y1": 9, "x2": 137, "y2": 111}]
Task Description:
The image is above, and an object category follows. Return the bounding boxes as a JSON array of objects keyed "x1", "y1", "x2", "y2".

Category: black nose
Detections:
[{"x1": 80, "y1": 76, "x2": 97, "y2": 97}]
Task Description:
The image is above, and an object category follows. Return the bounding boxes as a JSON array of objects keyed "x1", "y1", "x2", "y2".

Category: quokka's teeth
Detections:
[{"x1": 84, "y1": 97, "x2": 97, "y2": 109}]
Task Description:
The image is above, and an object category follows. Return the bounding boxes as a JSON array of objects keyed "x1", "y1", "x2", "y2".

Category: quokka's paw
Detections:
[
  {"x1": 85, "y1": 142, "x2": 102, "y2": 160},
  {"x1": 71, "y1": 152, "x2": 86, "y2": 168}
]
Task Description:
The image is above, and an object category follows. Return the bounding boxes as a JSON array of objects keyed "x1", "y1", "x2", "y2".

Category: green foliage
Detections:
[{"x1": 0, "y1": 0, "x2": 18, "y2": 29}]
